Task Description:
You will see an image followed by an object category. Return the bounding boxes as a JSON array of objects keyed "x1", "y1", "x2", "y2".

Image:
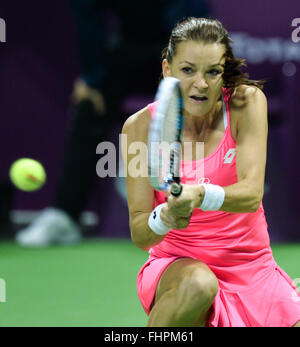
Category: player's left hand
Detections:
[{"x1": 166, "y1": 183, "x2": 204, "y2": 218}]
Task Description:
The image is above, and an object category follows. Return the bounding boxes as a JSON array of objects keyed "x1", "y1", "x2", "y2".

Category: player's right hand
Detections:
[
  {"x1": 161, "y1": 185, "x2": 194, "y2": 229},
  {"x1": 160, "y1": 202, "x2": 191, "y2": 230}
]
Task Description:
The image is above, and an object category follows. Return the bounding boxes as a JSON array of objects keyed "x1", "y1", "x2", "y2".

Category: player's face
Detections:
[{"x1": 163, "y1": 40, "x2": 226, "y2": 117}]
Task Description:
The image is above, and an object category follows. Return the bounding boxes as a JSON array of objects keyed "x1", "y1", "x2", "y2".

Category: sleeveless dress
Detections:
[{"x1": 136, "y1": 87, "x2": 300, "y2": 327}]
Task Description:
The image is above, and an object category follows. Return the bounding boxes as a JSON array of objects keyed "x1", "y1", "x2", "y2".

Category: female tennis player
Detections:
[{"x1": 121, "y1": 17, "x2": 300, "y2": 327}]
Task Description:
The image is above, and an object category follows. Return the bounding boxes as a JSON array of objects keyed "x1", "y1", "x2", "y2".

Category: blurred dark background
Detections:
[{"x1": 0, "y1": 0, "x2": 299, "y2": 242}]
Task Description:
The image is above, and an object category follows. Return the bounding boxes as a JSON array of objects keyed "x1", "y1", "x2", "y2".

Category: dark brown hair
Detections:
[{"x1": 162, "y1": 17, "x2": 265, "y2": 89}]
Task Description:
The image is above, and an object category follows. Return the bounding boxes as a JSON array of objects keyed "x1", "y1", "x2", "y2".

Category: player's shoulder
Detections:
[
  {"x1": 121, "y1": 106, "x2": 151, "y2": 141},
  {"x1": 230, "y1": 84, "x2": 267, "y2": 109},
  {"x1": 228, "y1": 85, "x2": 267, "y2": 140}
]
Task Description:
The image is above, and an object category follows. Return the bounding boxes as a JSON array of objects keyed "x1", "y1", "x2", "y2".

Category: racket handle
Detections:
[{"x1": 170, "y1": 183, "x2": 182, "y2": 197}]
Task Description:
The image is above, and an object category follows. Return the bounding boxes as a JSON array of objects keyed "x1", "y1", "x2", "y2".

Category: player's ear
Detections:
[{"x1": 162, "y1": 59, "x2": 171, "y2": 78}]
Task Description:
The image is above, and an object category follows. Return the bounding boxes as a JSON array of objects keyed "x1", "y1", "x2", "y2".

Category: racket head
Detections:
[{"x1": 148, "y1": 77, "x2": 184, "y2": 193}]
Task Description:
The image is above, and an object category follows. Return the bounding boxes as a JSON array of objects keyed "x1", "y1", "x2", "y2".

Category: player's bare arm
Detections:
[
  {"x1": 220, "y1": 85, "x2": 268, "y2": 212},
  {"x1": 121, "y1": 108, "x2": 166, "y2": 250}
]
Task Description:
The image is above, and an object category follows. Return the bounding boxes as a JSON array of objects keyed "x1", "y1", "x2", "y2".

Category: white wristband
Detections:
[
  {"x1": 148, "y1": 203, "x2": 171, "y2": 235},
  {"x1": 199, "y1": 184, "x2": 225, "y2": 211}
]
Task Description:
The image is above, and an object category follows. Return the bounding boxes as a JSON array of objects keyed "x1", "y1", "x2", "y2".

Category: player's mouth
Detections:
[{"x1": 190, "y1": 95, "x2": 208, "y2": 103}]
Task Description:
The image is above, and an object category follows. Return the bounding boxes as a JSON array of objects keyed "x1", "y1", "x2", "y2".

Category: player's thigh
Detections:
[{"x1": 154, "y1": 257, "x2": 219, "y2": 305}]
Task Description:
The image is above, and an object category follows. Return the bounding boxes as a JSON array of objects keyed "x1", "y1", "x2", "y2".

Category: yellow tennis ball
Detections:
[{"x1": 9, "y1": 158, "x2": 46, "y2": 192}]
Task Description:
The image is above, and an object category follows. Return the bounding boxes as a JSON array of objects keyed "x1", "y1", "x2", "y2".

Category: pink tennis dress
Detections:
[{"x1": 137, "y1": 87, "x2": 300, "y2": 327}]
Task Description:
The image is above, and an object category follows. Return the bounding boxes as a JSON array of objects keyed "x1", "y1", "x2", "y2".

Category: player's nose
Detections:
[{"x1": 193, "y1": 73, "x2": 208, "y2": 89}]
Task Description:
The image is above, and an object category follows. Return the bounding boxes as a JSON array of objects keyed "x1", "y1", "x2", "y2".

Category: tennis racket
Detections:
[{"x1": 148, "y1": 77, "x2": 184, "y2": 197}]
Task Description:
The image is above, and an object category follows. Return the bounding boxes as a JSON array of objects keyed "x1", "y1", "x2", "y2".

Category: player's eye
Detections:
[
  {"x1": 181, "y1": 67, "x2": 193, "y2": 74},
  {"x1": 208, "y1": 69, "x2": 222, "y2": 76}
]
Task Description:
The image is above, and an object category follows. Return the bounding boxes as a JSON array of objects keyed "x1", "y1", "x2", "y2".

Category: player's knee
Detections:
[{"x1": 178, "y1": 267, "x2": 218, "y2": 311}]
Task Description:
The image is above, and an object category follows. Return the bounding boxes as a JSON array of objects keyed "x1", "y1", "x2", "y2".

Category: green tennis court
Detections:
[{"x1": 0, "y1": 239, "x2": 299, "y2": 327}]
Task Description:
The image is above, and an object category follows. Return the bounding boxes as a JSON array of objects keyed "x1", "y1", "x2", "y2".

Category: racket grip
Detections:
[{"x1": 170, "y1": 183, "x2": 182, "y2": 197}]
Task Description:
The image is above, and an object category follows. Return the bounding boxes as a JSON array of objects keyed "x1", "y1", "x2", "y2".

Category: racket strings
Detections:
[
  {"x1": 148, "y1": 77, "x2": 183, "y2": 191},
  {"x1": 160, "y1": 93, "x2": 182, "y2": 184}
]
